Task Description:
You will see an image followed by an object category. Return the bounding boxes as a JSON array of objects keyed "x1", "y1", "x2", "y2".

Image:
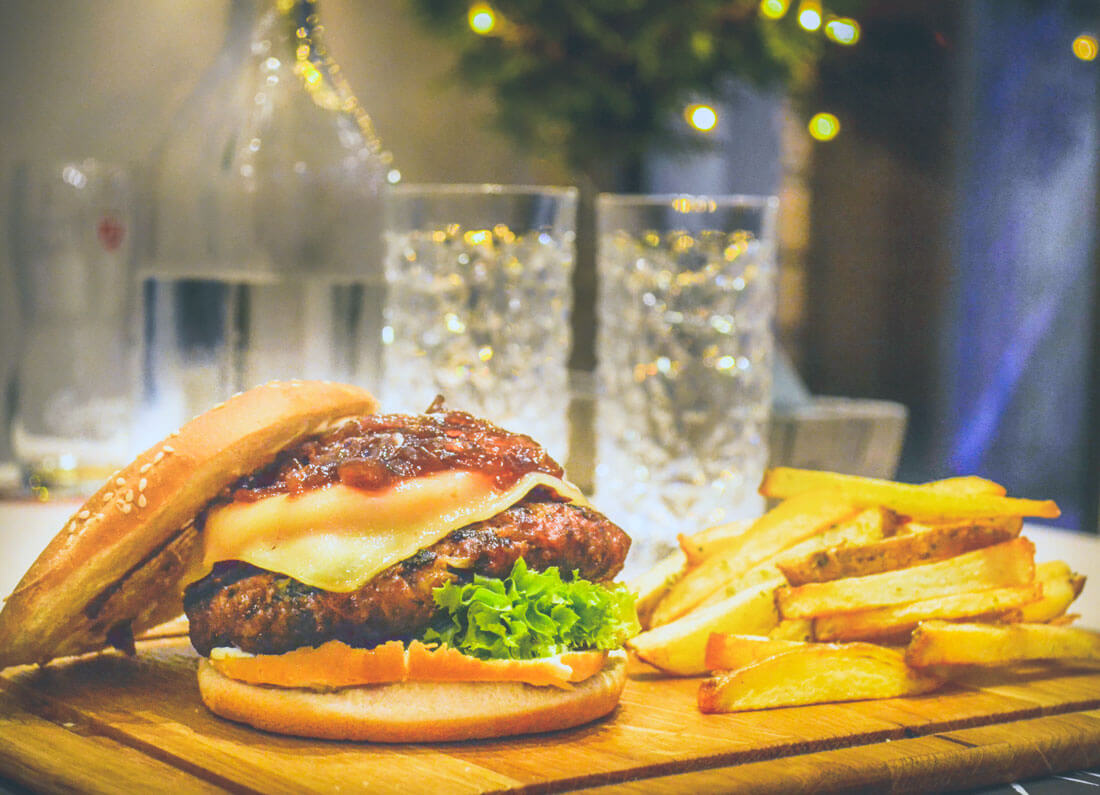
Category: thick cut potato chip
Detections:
[
  {"x1": 921, "y1": 476, "x2": 1006, "y2": 497},
  {"x1": 759, "y1": 468, "x2": 1060, "y2": 521},
  {"x1": 627, "y1": 579, "x2": 781, "y2": 676},
  {"x1": 812, "y1": 583, "x2": 1041, "y2": 642},
  {"x1": 679, "y1": 519, "x2": 752, "y2": 566},
  {"x1": 769, "y1": 619, "x2": 814, "y2": 642},
  {"x1": 705, "y1": 634, "x2": 808, "y2": 671},
  {"x1": 906, "y1": 620, "x2": 1100, "y2": 667},
  {"x1": 777, "y1": 517, "x2": 1022, "y2": 586},
  {"x1": 650, "y1": 491, "x2": 859, "y2": 626},
  {"x1": 630, "y1": 549, "x2": 688, "y2": 630},
  {"x1": 777, "y1": 537, "x2": 1035, "y2": 619},
  {"x1": 698, "y1": 642, "x2": 942, "y2": 713},
  {"x1": 1018, "y1": 561, "x2": 1086, "y2": 623}
]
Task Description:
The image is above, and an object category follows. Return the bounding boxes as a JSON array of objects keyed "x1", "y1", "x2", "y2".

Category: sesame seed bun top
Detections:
[{"x1": 0, "y1": 380, "x2": 379, "y2": 668}]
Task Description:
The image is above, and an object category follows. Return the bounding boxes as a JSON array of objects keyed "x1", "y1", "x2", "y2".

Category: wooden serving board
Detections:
[{"x1": 1, "y1": 638, "x2": 1099, "y2": 794}]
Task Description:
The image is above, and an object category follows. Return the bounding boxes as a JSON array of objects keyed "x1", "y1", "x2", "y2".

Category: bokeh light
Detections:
[
  {"x1": 808, "y1": 112, "x2": 840, "y2": 141},
  {"x1": 759, "y1": 0, "x2": 789, "y2": 20},
  {"x1": 685, "y1": 103, "x2": 719, "y2": 132},
  {"x1": 468, "y1": 3, "x2": 497, "y2": 35},
  {"x1": 1072, "y1": 33, "x2": 1098, "y2": 62},
  {"x1": 825, "y1": 17, "x2": 861, "y2": 45},
  {"x1": 797, "y1": 0, "x2": 822, "y2": 32}
]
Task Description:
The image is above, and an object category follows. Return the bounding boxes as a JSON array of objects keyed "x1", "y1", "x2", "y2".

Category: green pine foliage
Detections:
[{"x1": 407, "y1": 0, "x2": 864, "y2": 177}]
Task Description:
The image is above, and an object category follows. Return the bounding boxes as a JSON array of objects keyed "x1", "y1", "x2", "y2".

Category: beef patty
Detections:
[{"x1": 184, "y1": 499, "x2": 630, "y2": 656}]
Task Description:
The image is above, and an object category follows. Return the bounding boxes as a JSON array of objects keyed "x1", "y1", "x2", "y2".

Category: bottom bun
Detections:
[{"x1": 197, "y1": 650, "x2": 627, "y2": 742}]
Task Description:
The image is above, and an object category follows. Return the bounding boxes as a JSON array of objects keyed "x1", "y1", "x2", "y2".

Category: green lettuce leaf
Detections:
[{"x1": 420, "y1": 558, "x2": 640, "y2": 660}]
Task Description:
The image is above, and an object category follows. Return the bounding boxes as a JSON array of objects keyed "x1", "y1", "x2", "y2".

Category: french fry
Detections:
[
  {"x1": 922, "y1": 476, "x2": 1006, "y2": 497},
  {"x1": 631, "y1": 549, "x2": 688, "y2": 630},
  {"x1": 696, "y1": 506, "x2": 894, "y2": 609},
  {"x1": 1048, "y1": 614, "x2": 1080, "y2": 626},
  {"x1": 1018, "y1": 561, "x2": 1087, "y2": 623},
  {"x1": 627, "y1": 579, "x2": 781, "y2": 675},
  {"x1": 812, "y1": 583, "x2": 1042, "y2": 642},
  {"x1": 705, "y1": 634, "x2": 808, "y2": 671},
  {"x1": 906, "y1": 620, "x2": 1100, "y2": 667},
  {"x1": 679, "y1": 519, "x2": 752, "y2": 566},
  {"x1": 695, "y1": 565, "x2": 786, "y2": 610},
  {"x1": 777, "y1": 517, "x2": 1022, "y2": 586},
  {"x1": 777, "y1": 537, "x2": 1035, "y2": 619},
  {"x1": 769, "y1": 619, "x2": 814, "y2": 642},
  {"x1": 758, "y1": 467, "x2": 1060, "y2": 521},
  {"x1": 650, "y1": 491, "x2": 860, "y2": 626},
  {"x1": 698, "y1": 643, "x2": 942, "y2": 713}
]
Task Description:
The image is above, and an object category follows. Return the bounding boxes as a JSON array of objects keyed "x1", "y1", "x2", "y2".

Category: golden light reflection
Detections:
[
  {"x1": 672, "y1": 234, "x2": 696, "y2": 254},
  {"x1": 1073, "y1": 33, "x2": 1098, "y2": 61},
  {"x1": 464, "y1": 229, "x2": 492, "y2": 246},
  {"x1": 671, "y1": 197, "x2": 718, "y2": 213},
  {"x1": 808, "y1": 112, "x2": 840, "y2": 141},
  {"x1": 759, "y1": 0, "x2": 789, "y2": 20},
  {"x1": 492, "y1": 223, "x2": 516, "y2": 243},
  {"x1": 468, "y1": 3, "x2": 497, "y2": 35},
  {"x1": 444, "y1": 313, "x2": 467, "y2": 334},
  {"x1": 684, "y1": 103, "x2": 718, "y2": 132},
  {"x1": 797, "y1": 0, "x2": 822, "y2": 31},
  {"x1": 825, "y1": 17, "x2": 861, "y2": 45}
]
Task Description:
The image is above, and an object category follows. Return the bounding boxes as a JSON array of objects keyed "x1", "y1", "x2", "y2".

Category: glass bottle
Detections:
[{"x1": 140, "y1": 0, "x2": 391, "y2": 445}]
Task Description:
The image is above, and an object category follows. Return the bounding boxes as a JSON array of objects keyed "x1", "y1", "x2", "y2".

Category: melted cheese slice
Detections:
[{"x1": 194, "y1": 470, "x2": 587, "y2": 592}]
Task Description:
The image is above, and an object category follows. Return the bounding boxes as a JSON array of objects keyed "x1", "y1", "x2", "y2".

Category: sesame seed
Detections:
[
  {"x1": 139, "y1": 463, "x2": 151, "y2": 474},
  {"x1": 94, "y1": 513, "x2": 103, "y2": 521},
  {"x1": 102, "y1": 491, "x2": 114, "y2": 502},
  {"x1": 137, "y1": 494, "x2": 147, "y2": 508},
  {"x1": 154, "y1": 451, "x2": 164, "y2": 463},
  {"x1": 124, "y1": 490, "x2": 134, "y2": 503},
  {"x1": 163, "y1": 445, "x2": 174, "y2": 453},
  {"x1": 116, "y1": 477, "x2": 125, "y2": 486},
  {"x1": 120, "y1": 503, "x2": 132, "y2": 514},
  {"x1": 66, "y1": 521, "x2": 76, "y2": 533},
  {"x1": 138, "y1": 478, "x2": 147, "y2": 491},
  {"x1": 78, "y1": 510, "x2": 90, "y2": 519}
]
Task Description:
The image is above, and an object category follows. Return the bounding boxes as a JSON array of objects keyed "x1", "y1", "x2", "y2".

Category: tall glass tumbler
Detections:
[
  {"x1": 596, "y1": 194, "x2": 779, "y2": 572},
  {"x1": 9, "y1": 160, "x2": 135, "y2": 493},
  {"x1": 382, "y1": 185, "x2": 578, "y2": 462}
]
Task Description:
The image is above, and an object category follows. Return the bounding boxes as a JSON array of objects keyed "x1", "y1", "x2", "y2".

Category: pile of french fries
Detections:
[{"x1": 626, "y1": 467, "x2": 1096, "y2": 714}]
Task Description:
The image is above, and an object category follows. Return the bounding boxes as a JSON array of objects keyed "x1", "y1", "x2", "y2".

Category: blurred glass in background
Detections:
[
  {"x1": 596, "y1": 194, "x2": 779, "y2": 571},
  {"x1": 8, "y1": 160, "x2": 134, "y2": 493},
  {"x1": 382, "y1": 184, "x2": 577, "y2": 463}
]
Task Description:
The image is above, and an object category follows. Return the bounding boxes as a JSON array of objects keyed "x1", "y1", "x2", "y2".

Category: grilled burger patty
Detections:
[{"x1": 184, "y1": 499, "x2": 630, "y2": 656}]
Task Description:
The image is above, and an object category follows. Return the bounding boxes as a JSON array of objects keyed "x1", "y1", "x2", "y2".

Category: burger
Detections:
[{"x1": 0, "y1": 381, "x2": 637, "y2": 741}]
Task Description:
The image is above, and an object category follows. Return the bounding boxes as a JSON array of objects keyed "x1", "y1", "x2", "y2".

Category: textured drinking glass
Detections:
[
  {"x1": 596, "y1": 194, "x2": 779, "y2": 573},
  {"x1": 382, "y1": 185, "x2": 577, "y2": 462},
  {"x1": 9, "y1": 160, "x2": 135, "y2": 493}
]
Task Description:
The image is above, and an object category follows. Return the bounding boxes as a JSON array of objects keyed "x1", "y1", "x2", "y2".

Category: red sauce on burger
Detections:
[{"x1": 232, "y1": 407, "x2": 564, "y2": 501}]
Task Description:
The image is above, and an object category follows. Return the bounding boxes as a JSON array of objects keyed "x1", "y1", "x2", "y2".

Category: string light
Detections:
[
  {"x1": 759, "y1": 0, "x2": 789, "y2": 20},
  {"x1": 1072, "y1": 33, "x2": 1098, "y2": 62},
  {"x1": 684, "y1": 103, "x2": 718, "y2": 132},
  {"x1": 468, "y1": 3, "x2": 497, "y2": 35},
  {"x1": 808, "y1": 112, "x2": 840, "y2": 141},
  {"x1": 825, "y1": 17, "x2": 861, "y2": 45},
  {"x1": 797, "y1": 0, "x2": 822, "y2": 32}
]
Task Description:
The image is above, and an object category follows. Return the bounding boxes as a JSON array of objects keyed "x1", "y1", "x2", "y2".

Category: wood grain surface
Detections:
[{"x1": 1, "y1": 638, "x2": 1099, "y2": 794}]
